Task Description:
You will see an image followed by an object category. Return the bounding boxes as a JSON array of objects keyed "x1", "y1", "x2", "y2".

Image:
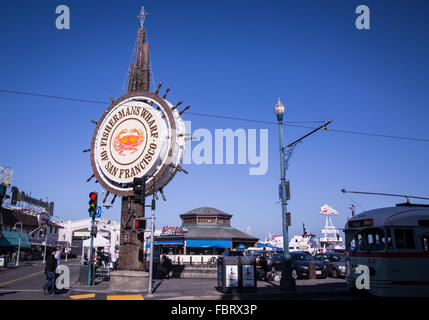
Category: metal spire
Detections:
[{"x1": 137, "y1": 6, "x2": 148, "y2": 28}]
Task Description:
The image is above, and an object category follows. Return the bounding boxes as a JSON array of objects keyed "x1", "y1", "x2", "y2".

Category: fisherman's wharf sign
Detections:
[{"x1": 90, "y1": 92, "x2": 186, "y2": 197}]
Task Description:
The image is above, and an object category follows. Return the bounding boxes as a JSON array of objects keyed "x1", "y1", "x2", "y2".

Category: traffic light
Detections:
[
  {"x1": 134, "y1": 218, "x2": 146, "y2": 232},
  {"x1": 10, "y1": 187, "x2": 19, "y2": 205},
  {"x1": 91, "y1": 224, "x2": 98, "y2": 237},
  {"x1": 133, "y1": 176, "x2": 146, "y2": 204},
  {"x1": 0, "y1": 184, "x2": 6, "y2": 197},
  {"x1": 88, "y1": 192, "x2": 98, "y2": 216}
]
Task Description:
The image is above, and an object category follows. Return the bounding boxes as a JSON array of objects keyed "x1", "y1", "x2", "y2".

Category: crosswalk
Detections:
[{"x1": 69, "y1": 293, "x2": 144, "y2": 300}]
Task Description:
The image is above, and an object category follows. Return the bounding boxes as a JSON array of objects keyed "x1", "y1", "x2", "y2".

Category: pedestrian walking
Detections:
[
  {"x1": 11, "y1": 251, "x2": 16, "y2": 264},
  {"x1": 160, "y1": 255, "x2": 172, "y2": 279},
  {"x1": 110, "y1": 250, "x2": 119, "y2": 270},
  {"x1": 259, "y1": 253, "x2": 269, "y2": 281},
  {"x1": 42, "y1": 249, "x2": 57, "y2": 296},
  {"x1": 55, "y1": 248, "x2": 61, "y2": 266}
]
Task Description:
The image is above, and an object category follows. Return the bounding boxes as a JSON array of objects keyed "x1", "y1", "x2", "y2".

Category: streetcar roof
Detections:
[{"x1": 344, "y1": 206, "x2": 429, "y2": 229}]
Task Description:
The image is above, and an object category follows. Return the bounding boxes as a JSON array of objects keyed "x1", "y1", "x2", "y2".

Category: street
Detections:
[{"x1": 0, "y1": 258, "x2": 373, "y2": 300}]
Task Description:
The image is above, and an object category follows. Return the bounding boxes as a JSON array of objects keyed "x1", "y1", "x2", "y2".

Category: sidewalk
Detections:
[
  {"x1": 0, "y1": 260, "x2": 42, "y2": 271},
  {"x1": 70, "y1": 276, "x2": 357, "y2": 300}
]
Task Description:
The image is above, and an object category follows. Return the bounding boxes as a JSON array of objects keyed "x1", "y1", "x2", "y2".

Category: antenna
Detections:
[{"x1": 341, "y1": 189, "x2": 429, "y2": 203}]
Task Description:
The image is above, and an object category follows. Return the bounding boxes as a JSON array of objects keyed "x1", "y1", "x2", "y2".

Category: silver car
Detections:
[{"x1": 314, "y1": 253, "x2": 347, "y2": 278}]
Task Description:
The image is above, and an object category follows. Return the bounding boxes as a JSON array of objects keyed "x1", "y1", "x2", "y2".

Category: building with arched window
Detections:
[{"x1": 58, "y1": 218, "x2": 120, "y2": 255}]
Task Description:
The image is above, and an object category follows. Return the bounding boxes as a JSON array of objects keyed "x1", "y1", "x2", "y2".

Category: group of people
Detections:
[
  {"x1": 42, "y1": 248, "x2": 62, "y2": 296},
  {"x1": 256, "y1": 250, "x2": 275, "y2": 281}
]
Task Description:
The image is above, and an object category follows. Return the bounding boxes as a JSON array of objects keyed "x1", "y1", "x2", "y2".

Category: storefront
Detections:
[
  {"x1": 153, "y1": 207, "x2": 258, "y2": 256},
  {"x1": 0, "y1": 230, "x2": 31, "y2": 257}
]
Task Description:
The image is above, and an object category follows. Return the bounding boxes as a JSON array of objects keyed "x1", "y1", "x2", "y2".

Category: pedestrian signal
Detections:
[
  {"x1": 134, "y1": 218, "x2": 146, "y2": 232},
  {"x1": 133, "y1": 176, "x2": 147, "y2": 204}
]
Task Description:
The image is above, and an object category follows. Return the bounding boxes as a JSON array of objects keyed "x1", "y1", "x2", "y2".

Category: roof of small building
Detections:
[
  {"x1": 180, "y1": 207, "x2": 232, "y2": 218},
  {"x1": 183, "y1": 225, "x2": 258, "y2": 242},
  {"x1": 1, "y1": 208, "x2": 39, "y2": 228}
]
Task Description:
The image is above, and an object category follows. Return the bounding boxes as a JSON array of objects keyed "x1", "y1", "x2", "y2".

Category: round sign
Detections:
[{"x1": 90, "y1": 92, "x2": 186, "y2": 196}]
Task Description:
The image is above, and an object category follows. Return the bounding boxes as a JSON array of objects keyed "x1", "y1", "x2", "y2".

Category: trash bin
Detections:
[
  {"x1": 217, "y1": 256, "x2": 240, "y2": 293},
  {"x1": 79, "y1": 264, "x2": 95, "y2": 286},
  {"x1": 239, "y1": 256, "x2": 257, "y2": 292},
  {"x1": 217, "y1": 256, "x2": 257, "y2": 293},
  {"x1": 0, "y1": 255, "x2": 8, "y2": 268}
]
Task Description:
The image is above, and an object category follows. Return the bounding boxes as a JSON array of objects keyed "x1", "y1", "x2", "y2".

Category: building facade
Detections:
[
  {"x1": 152, "y1": 207, "x2": 258, "y2": 257},
  {"x1": 58, "y1": 218, "x2": 120, "y2": 256},
  {"x1": 0, "y1": 207, "x2": 62, "y2": 259}
]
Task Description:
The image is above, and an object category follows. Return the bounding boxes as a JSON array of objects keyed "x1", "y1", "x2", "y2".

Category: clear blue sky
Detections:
[{"x1": 1, "y1": 0, "x2": 429, "y2": 242}]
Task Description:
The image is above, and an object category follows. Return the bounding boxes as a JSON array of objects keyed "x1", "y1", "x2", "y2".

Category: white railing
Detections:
[{"x1": 166, "y1": 254, "x2": 219, "y2": 265}]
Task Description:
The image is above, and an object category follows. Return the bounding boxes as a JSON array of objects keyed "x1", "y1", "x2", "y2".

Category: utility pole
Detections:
[
  {"x1": 13, "y1": 222, "x2": 22, "y2": 266},
  {"x1": 88, "y1": 214, "x2": 96, "y2": 286},
  {"x1": 42, "y1": 225, "x2": 48, "y2": 264},
  {"x1": 148, "y1": 193, "x2": 156, "y2": 294},
  {"x1": 349, "y1": 204, "x2": 356, "y2": 217}
]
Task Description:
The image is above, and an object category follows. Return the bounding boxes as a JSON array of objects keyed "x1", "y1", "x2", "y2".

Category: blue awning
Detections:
[
  {"x1": 186, "y1": 239, "x2": 231, "y2": 248},
  {"x1": 0, "y1": 231, "x2": 30, "y2": 248},
  {"x1": 145, "y1": 240, "x2": 183, "y2": 248},
  {"x1": 235, "y1": 243, "x2": 246, "y2": 250},
  {"x1": 257, "y1": 243, "x2": 280, "y2": 250}
]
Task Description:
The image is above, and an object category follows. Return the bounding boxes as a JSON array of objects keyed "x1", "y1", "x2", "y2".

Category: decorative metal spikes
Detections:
[
  {"x1": 170, "y1": 163, "x2": 188, "y2": 174},
  {"x1": 179, "y1": 105, "x2": 190, "y2": 116},
  {"x1": 159, "y1": 188, "x2": 166, "y2": 201},
  {"x1": 171, "y1": 101, "x2": 183, "y2": 111},
  {"x1": 154, "y1": 82, "x2": 162, "y2": 95},
  {"x1": 103, "y1": 191, "x2": 110, "y2": 203},
  {"x1": 162, "y1": 87, "x2": 170, "y2": 99}
]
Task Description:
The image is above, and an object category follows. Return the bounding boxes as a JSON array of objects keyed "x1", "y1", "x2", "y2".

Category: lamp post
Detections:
[
  {"x1": 13, "y1": 222, "x2": 23, "y2": 267},
  {"x1": 42, "y1": 225, "x2": 48, "y2": 264},
  {"x1": 274, "y1": 98, "x2": 332, "y2": 290},
  {"x1": 274, "y1": 98, "x2": 296, "y2": 291}
]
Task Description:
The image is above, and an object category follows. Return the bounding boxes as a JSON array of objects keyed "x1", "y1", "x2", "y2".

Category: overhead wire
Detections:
[{"x1": 1, "y1": 88, "x2": 429, "y2": 143}]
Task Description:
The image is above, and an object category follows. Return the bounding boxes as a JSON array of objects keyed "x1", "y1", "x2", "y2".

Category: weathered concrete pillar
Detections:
[{"x1": 117, "y1": 197, "x2": 145, "y2": 271}]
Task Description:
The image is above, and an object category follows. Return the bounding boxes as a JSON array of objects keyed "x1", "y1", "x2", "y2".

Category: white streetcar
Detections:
[{"x1": 343, "y1": 190, "x2": 429, "y2": 297}]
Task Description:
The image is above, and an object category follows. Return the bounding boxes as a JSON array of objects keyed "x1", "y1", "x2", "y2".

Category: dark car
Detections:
[
  {"x1": 221, "y1": 250, "x2": 244, "y2": 257},
  {"x1": 269, "y1": 252, "x2": 283, "y2": 271},
  {"x1": 290, "y1": 251, "x2": 327, "y2": 279},
  {"x1": 314, "y1": 252, "x2": 347, "y2": 278}
]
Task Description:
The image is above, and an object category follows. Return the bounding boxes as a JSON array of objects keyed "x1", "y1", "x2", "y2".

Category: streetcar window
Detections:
[
  {"x1": 394, "y1": 229, "x2": 416, "y2": 249},
  {"x1": 361, "y1": 228, "x2": 385, "y2": 251},
  {"x1": 422, "y1": 236, "x2": 429, "y2": 253},
  {"x1": 386, "y1": 228, "x2": 393, "y2": 250}
]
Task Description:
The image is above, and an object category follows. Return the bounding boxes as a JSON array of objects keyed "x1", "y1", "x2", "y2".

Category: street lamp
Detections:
[
  {"x1": 42, "y1": 225, "x2": 48, "y2": 264},
  {"x1": 274, "y1": 98, "x2": 332, "y2": 291},
  {"x1": 274, "y1": 98, "x2": 296, "y2": 291},
  {"x1": 13, "y1": 222, "x2": 23, "y2": 267}
]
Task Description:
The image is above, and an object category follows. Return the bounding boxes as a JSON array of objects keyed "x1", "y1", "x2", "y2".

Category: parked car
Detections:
[
  {"x1": 290, "y1": 251, "x2": 327, "y2": 279},
  {"x1": 314, "y1": 252, "x2": 347, "y2": 278},
  {"x1": 269, "y1": 252, "x2": 283, "y2": 271},
  {"x1": 221, "y1": 250, "x2": 244, "y2": 257}
]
